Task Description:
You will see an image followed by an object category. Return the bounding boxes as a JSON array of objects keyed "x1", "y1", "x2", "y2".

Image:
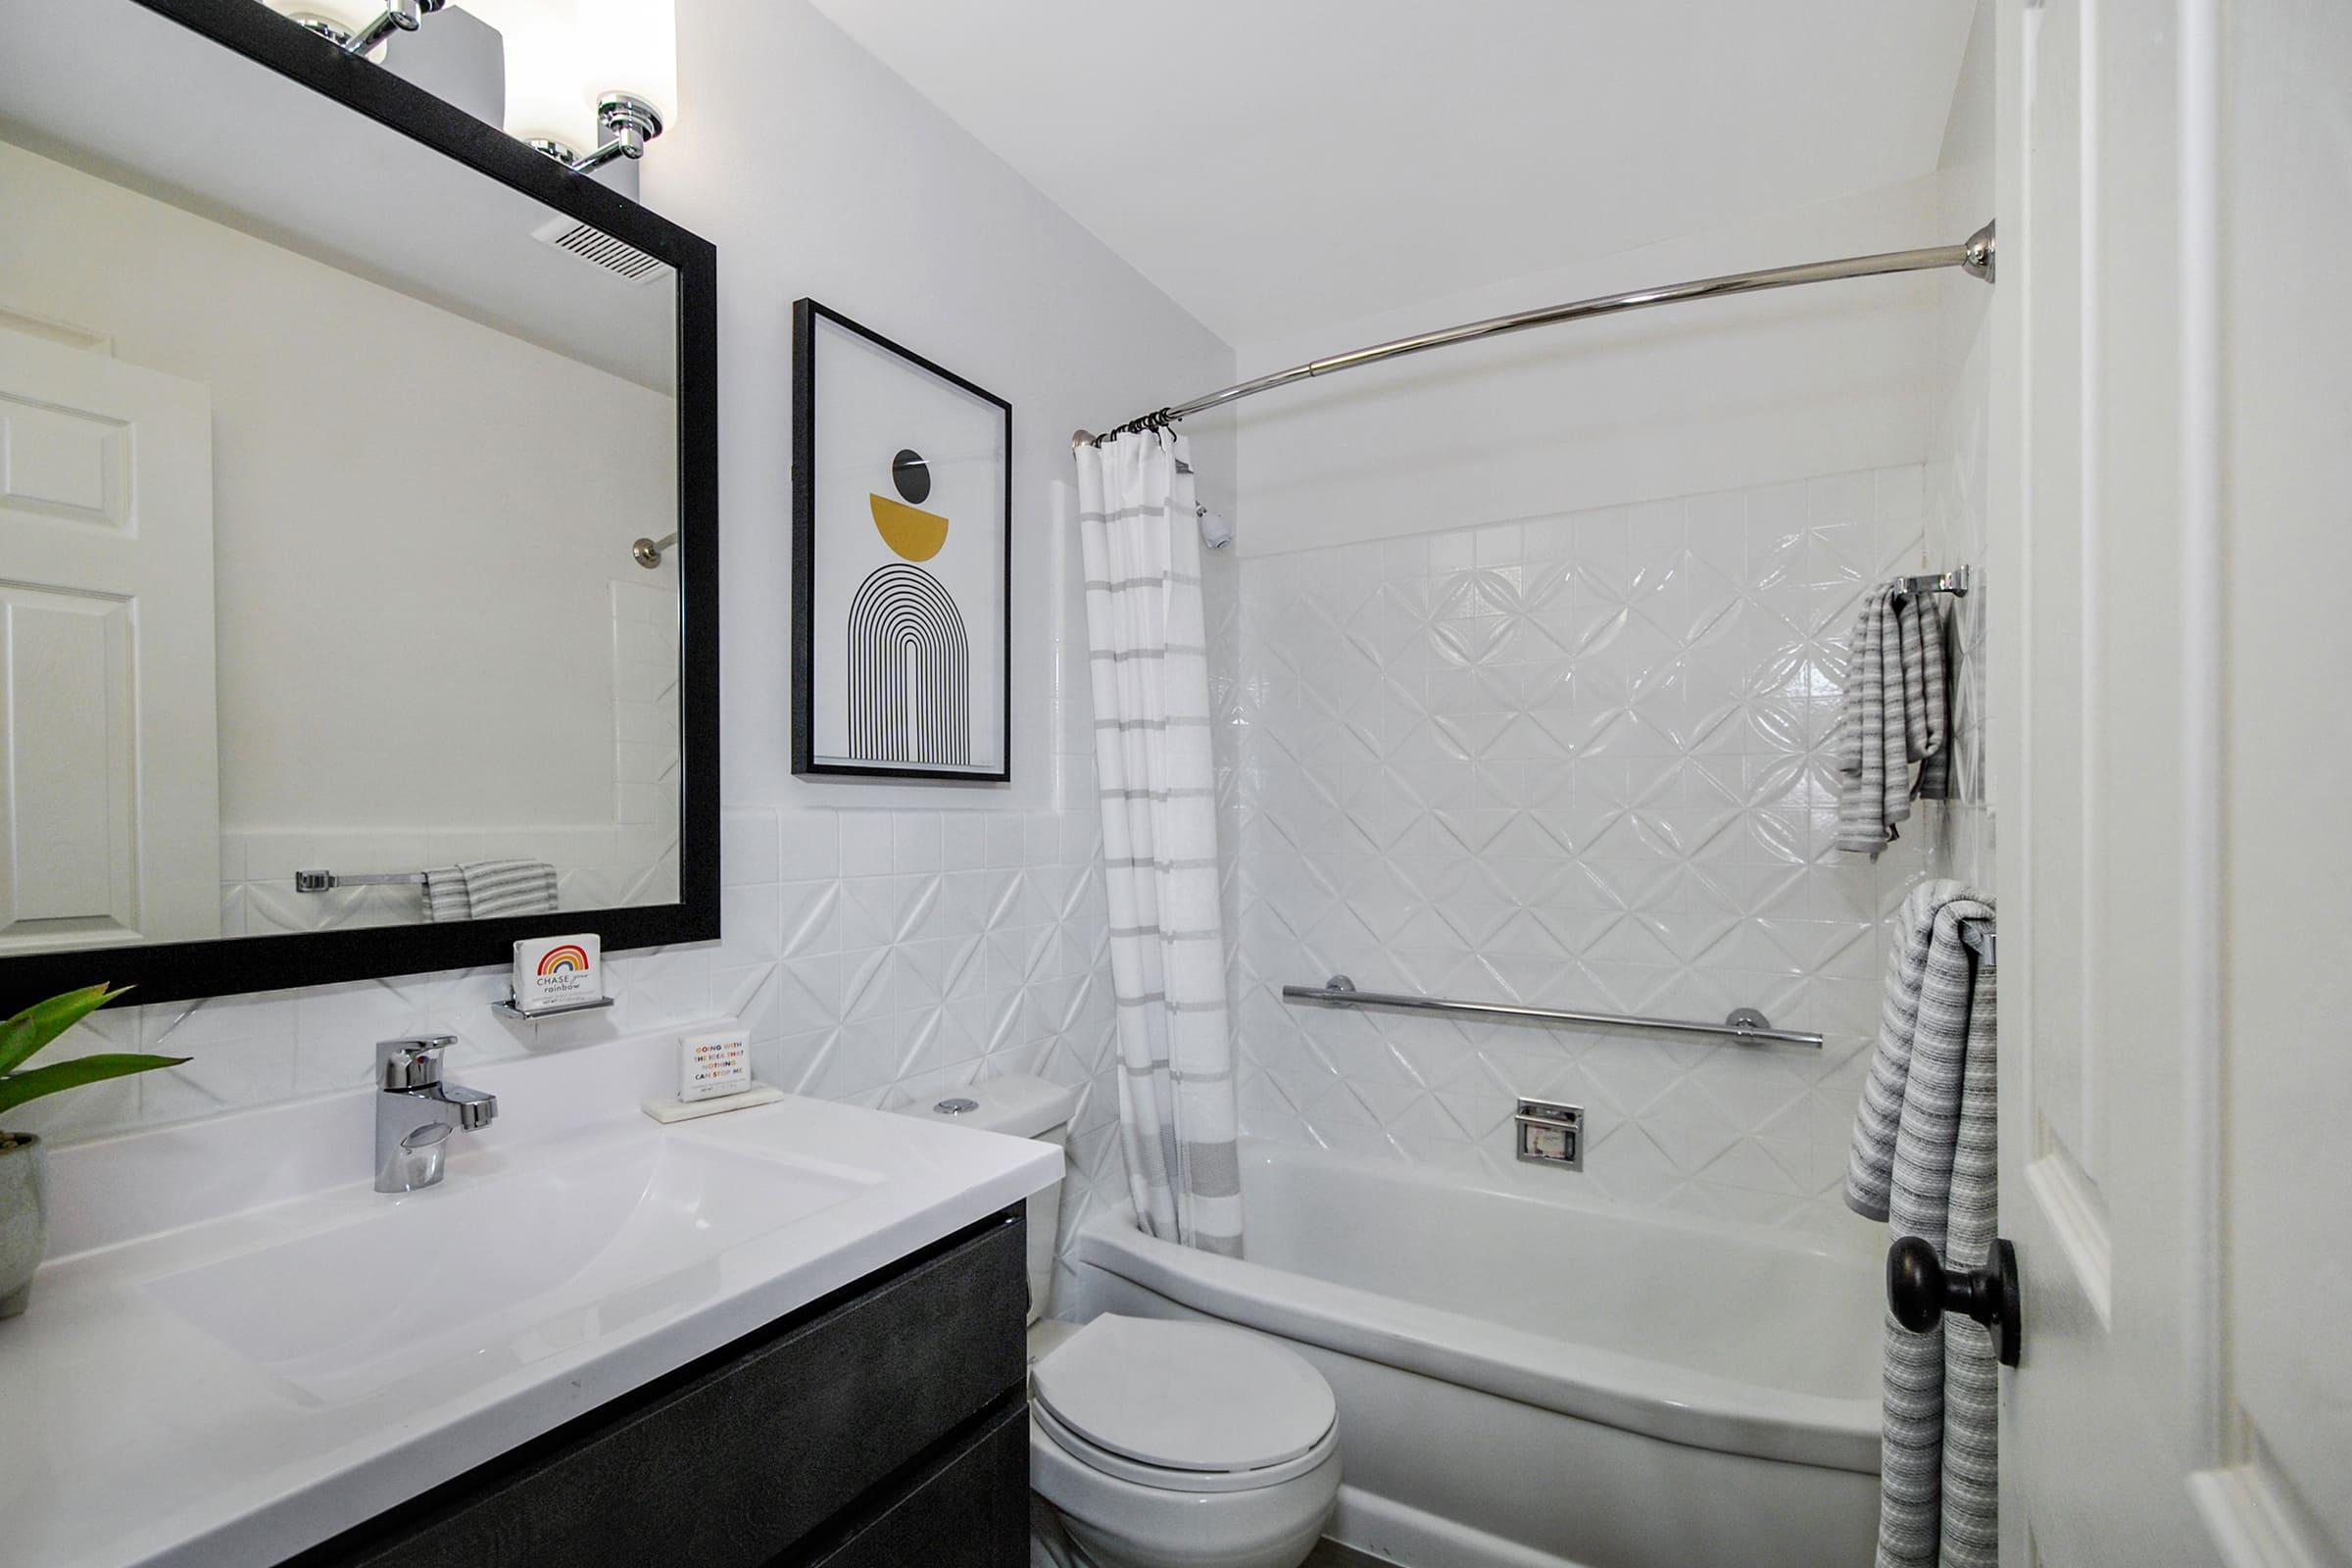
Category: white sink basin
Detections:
[
  {"x1": 7, "y1": 1024, "x2": 1063, "y2": 1568},
  {"x1": 147, "y1": 1136, "x2": 872, "y2": 1404}
]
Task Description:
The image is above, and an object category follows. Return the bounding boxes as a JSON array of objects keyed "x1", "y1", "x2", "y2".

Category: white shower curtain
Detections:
[{"x1": 1072, "y1": 430, "x2": 1243, "y2": 1257}]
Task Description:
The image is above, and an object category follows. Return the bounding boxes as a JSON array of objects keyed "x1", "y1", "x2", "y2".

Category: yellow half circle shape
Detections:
[{"x1": 870, "y1": 495, "x2": 950, "y2": 562}]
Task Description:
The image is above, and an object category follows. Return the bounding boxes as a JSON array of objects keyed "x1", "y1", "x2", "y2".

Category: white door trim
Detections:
[{"x1": 2174, "y1": 0, "x2": 2227, "y2": 1483}]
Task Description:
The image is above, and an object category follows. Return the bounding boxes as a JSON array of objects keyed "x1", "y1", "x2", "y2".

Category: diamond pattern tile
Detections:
[{"x1": 1226, "y1": 466, "x2": 1966, "y2": 1230}]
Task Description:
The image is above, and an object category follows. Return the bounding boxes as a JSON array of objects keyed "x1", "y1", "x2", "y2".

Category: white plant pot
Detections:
[{"x1": 0, "y1": 1135, "x2": 47, "y2": 1318}]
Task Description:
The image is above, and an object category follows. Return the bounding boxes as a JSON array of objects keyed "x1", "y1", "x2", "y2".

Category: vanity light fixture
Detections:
[
  {"x1": 556, "y1": 92, "x2": 663, "y2": 174},
  {"x1": 270, "y1": 0, "x2": 449, "y2": 58},
  {"x1": 468, "y1": 0, "x2": 675, "y2": 174},
  {"x1": 570, "y1": 0, "x2": 676, "y2": 172}
]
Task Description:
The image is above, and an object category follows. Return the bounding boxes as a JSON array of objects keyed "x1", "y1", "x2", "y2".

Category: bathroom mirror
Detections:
[{"x1": 0, "y1": 0, "x2": 719, "y2": 1008}]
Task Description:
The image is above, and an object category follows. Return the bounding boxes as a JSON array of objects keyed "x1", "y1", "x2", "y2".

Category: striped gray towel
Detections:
[
  {"x1": 422, "y1": 869, "x2": 469, "y2": 923},
  {"x1": 1835, "y1": 584, "x2": 1951, "y2": 857},
  {"x1": 455, "y1": 859, "x2": 559, "y2": 919},
  {"x1": 1845, "y1": 879, "x2": 1997, "y2": 1568}
]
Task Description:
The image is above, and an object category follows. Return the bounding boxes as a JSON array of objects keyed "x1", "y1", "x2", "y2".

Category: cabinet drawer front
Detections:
[
  {"x1": 318, "y1": 1209, "x2": 1027, "y2": 1568},
  {"x1": 796, "y1": 1397, "x2": 1028, "y2": 1568}
]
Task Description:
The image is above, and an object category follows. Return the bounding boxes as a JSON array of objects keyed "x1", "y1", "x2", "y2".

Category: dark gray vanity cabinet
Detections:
[{"x1": 291, "y1": 1209, "x2": 1030, "y2": 1568}]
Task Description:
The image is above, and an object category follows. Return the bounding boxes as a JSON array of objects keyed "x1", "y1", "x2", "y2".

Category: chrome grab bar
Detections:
[{"x1": 1280, "y1": 974, "x2": 1824, "y2": 1049}]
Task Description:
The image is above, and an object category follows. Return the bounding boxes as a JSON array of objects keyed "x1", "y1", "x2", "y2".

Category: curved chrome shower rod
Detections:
[{"x1": 1073, "y1": 220, "x2": 1995, "y2": 450}]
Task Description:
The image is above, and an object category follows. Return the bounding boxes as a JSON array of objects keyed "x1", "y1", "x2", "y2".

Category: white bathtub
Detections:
[{"x1": 1071, "y1": 1140, "x2": 1885, "y2": 1568}]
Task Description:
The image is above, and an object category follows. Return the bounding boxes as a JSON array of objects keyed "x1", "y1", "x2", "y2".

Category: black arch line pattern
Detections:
[{"x1": 847, "y1": 563, "x2": 972, "y2": 765}]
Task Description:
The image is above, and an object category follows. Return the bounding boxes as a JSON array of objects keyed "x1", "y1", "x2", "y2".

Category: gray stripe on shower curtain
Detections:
[
  {"x1": 1073, "y1": 429, "x2": 1244, "y2": 1258},
  {"x1": 1845, "y1": 879, "x2": 1997, "y2": 1568}
]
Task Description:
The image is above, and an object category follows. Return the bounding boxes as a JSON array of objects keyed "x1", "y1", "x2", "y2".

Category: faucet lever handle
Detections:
[{"x1": 377, "y1": 1034, "x2": 458, "y2": 1090}]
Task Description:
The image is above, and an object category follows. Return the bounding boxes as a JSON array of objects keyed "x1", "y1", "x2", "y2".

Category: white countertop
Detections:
[{"x1": 0, "y1": 1022, "x2": 1060, "y2": 1568}]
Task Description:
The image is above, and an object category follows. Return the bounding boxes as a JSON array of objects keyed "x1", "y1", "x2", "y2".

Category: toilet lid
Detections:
[{"x1": 1030, "y1": 1315, "x2": 1337, "y2": 1474}]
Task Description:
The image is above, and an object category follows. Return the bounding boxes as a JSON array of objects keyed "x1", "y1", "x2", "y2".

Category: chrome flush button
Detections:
[{"x1": 933, "y1": 1098, "x2": 979, "y2": 1116}]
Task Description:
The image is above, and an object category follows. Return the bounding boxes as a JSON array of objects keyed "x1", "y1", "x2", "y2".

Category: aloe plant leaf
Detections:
[
  {"x1": 0, "y1": 1053, "x2": 186, "y2": 1118},
  {"x1": 0, "y1": 984, "x2": 130, "y2": 1077}
]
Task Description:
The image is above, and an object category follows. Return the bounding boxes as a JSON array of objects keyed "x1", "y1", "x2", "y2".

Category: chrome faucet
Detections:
[{"x1": 374, "y1": 1036, "x2": 498, "y2": 1193}]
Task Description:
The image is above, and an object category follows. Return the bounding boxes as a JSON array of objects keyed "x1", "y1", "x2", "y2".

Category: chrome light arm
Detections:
[
  {"x1": 289, "y1": 0, "x2": 447, "y2": 57},
  {"x1": 537, "y1": 95, "x2": 666, "y2": 175}
]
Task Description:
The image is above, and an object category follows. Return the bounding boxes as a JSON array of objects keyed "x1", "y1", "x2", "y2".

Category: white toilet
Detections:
[{"x1": 902, "y1": 1076, "x2": 1341, "y2": 1568}]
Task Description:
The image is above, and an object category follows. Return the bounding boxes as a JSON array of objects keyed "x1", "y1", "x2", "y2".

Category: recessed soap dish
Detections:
[{"x1": 1514, "y1": 1098, "x2": 1583, "y2": 1171}]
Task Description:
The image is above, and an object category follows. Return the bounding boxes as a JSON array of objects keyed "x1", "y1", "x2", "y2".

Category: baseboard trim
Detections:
[{"x1": 1326, "y1": 1485, "x2": 1585, "y2": 1568}]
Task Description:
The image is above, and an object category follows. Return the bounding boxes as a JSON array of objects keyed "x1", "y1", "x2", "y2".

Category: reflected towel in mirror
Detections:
[
  {"x1": 423, "y1": 869, "x2": 470, "y2": 923},
  {"x1": 422, "y1": 859, "x2": 559, "y2": 922},
  {"x1": 459, "y1": 859, "x2": 559, "y2": 918}
]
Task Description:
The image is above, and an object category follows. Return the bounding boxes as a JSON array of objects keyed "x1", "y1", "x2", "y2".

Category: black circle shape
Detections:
[{"x1": 891, "y1": 449, "x2": 931, "y2": 506}]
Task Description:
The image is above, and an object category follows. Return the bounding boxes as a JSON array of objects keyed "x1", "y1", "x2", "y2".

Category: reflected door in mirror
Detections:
[{"x1": 0, "y1": 333, "x2": 219, "y2": 953}]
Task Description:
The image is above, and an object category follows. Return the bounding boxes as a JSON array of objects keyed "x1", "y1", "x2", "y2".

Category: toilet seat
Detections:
[
  {"x1": 1030, "y1": 1315, "x2": 1338, "y2": 1494},
  {"x1": 1034, "y1": 1396, "x2": 1339, "y2": 1494}
]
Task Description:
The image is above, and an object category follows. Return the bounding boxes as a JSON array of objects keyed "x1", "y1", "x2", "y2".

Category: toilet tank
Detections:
[{"x1": 897, "y1": 1074, "x2": 1078, "y2": 1323}]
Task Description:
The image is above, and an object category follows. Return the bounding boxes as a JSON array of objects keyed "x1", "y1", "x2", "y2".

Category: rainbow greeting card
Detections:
[{"x1": 513, "y1": 932, "x2": 602, "y2": 1013}]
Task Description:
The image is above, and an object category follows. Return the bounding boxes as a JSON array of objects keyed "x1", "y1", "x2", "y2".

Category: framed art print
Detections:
[{"x1": 792, "y1": 299, "x2": 1011, "y2": 781}]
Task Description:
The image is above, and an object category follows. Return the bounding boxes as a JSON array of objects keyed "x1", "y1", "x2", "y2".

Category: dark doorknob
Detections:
[{"x1": 1887, "y1": 1235, "x2": 2022, "y2": 1368}]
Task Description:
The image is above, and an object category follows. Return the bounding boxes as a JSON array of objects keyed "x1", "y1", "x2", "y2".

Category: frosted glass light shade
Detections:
[
  {"x1": 466, "y1": 0, "x2": 598, "y2": 154},
  {"x1": 578, "y1": 0, "x2": 677, "y2": 128},
  {"x1": 261, "y1": 0, "x2": 389, "y2": 38}
]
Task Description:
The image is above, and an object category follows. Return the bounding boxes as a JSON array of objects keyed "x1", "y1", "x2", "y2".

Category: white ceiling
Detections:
[{"x1": 808, "y1": 0, "x2": 1978, "y2": 347}]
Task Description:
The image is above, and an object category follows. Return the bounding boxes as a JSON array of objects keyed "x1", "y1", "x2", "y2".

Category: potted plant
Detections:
[{"x1": 1, "y1": 985, "x2": 186, "y2": 1319}]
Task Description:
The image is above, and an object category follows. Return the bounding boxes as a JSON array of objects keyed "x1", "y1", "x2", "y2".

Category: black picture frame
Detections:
[
  {"x1": 0, "y1": 0, "x2": 721, "y2": 1013},
  {"x1": 792, "y1": 299, "x2": 1013, "y2": 784}
]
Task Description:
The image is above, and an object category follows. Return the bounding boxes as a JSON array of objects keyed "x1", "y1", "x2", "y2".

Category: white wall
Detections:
[
  {"x1": 1230, "y1": 175, "x2": 1946, "y2": 559},
  {"x1": 643, "y1": 0, "x2": 1235, "y2": 814},
  {"x1": 0, "y1": 139, "x2": 676, "y2": 835},
  {"x1": 22, "y1": 0, "x2": 1237, "y2": 1307}
]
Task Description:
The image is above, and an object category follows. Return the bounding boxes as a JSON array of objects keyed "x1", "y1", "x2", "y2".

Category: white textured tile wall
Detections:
[
  {"x1": 23, "y1": 538, "x2": 1130, "y2": 1311},
  {"x1": 1223, "y1": 466, "x2": 1943, "y2": 1233},
  {"x1": 716, "y1": 801, "x2": 1127, "y2": 1310},
  {"x1": 1925, "y1": 146, "x2": 1996, "y2": 892},
  {"x1": 20, "y1": 797, "x2": 1127, "y2": 1308}
]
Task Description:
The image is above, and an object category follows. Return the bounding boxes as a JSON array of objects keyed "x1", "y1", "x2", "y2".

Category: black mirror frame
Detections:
[{"x1": 0, "y1": 0, "x2": 720, "y2": 1012}]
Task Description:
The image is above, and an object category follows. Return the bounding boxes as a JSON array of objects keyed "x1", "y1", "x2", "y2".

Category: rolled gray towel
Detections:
[
  {"x1": 456, "y1": 858, "x2": 558, "y2": 918},
  {"x1": 1835, "y1": 584, "x2": 1953, "y2": 856},
  {"x1": 422, "y1": 868, "x2": 470, "y2": 923}
]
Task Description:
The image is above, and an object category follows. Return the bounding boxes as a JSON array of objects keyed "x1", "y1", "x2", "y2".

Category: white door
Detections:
[
  {"x1": 0, "y1": 330, "x2": 219, "y2": 952},
  {"x1": 2203, "y1": 1, "x2": 2352, "y2": 1559},
  {"x1": 1992, "y1": 2, "x2": 2352, "y2": 1562}
]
